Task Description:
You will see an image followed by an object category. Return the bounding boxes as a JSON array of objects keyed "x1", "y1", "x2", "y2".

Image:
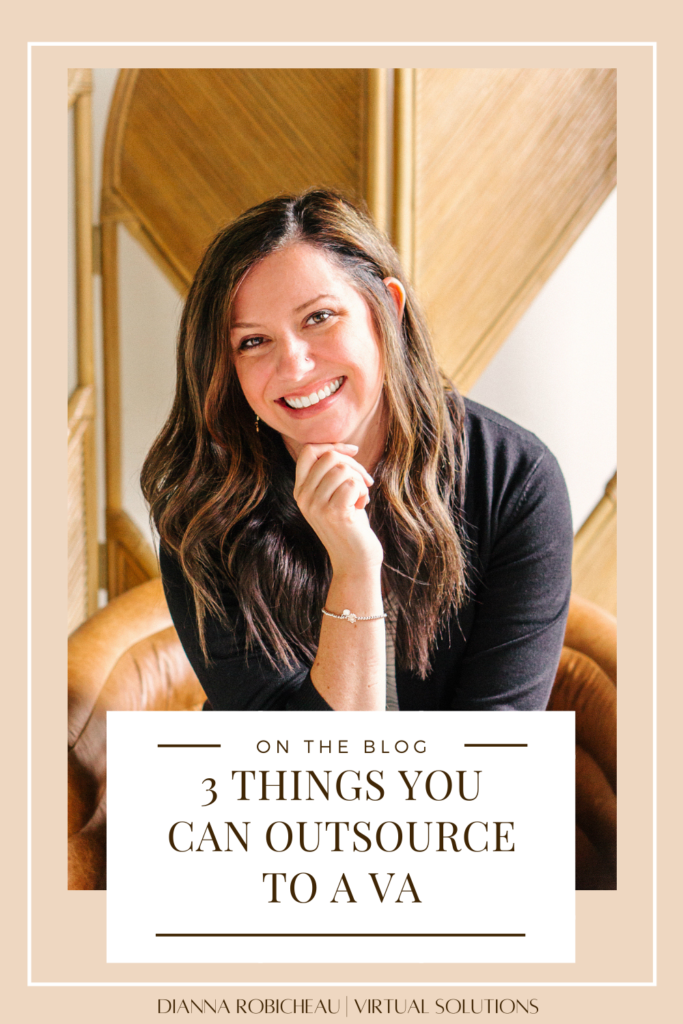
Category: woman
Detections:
[{"x1": 141, "y1": 189, "x2": 573, "y2": 713}]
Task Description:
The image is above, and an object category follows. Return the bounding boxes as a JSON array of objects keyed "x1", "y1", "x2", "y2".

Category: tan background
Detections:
[{"x1": 4, "y1": 3, "x2": 680, "y2": 1021}]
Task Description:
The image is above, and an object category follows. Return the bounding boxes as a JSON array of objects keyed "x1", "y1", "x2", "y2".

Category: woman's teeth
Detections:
[{"x1": 283, "y1": 377, "x2": 344, "y2": 409}]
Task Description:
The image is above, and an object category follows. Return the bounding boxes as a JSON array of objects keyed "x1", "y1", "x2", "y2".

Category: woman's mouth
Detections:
[{"x1": 277, "y1": 376, "x2": 346, "y2": 413}]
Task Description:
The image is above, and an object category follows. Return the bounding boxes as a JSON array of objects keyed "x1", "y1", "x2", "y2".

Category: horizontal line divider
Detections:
[
  {"x1": 157, "y1": 744, "x2": 222, "y2": 748},
  {"x1": 463, "y1": 743, "x2": 528, "y2": 747},
  {"x1": 156, "y1": 933, "x2": 526, "y2": 938}
]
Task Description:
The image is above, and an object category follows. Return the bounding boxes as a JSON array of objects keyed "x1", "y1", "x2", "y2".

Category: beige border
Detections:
[{"x1": 5, "y1": 10, "x2": 678, "y2": 1020}]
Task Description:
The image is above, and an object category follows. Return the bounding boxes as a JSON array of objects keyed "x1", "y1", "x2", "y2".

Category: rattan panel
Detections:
[
  {"x1": 412, "y1": 68, "x2": 616, "y2": 391},
  {"x1": 573, "y1": 475, "x2": 617, "y2": 616},
  {"x1": 68, "y1": 419, "x2": 89, "y2": 634},
  {"x1": 107, "y1": 69, "x2": 368, "y2": 290}
]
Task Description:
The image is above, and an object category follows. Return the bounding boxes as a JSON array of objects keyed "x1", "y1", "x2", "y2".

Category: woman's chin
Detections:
[
  {"x1": 269, "y1": 394, "x2": 385, "y2": 458},
  {"x1": 278, "y1": 417, "x2": 357, "y2": 451}
]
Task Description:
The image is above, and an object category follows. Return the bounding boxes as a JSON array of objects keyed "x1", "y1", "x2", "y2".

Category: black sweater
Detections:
[{"x1": 160, "y1": 399, "x2": 574, "y2": 712}]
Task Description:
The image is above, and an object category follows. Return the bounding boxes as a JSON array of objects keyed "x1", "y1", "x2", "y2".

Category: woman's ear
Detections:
[{"x1": 383, "y1": 276, "x2": 406, "y2": 321}]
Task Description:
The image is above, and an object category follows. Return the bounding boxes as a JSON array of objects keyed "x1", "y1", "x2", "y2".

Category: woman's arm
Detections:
[
  {"x1": 160, "y1": 545, "x2": 333, "y2": 711},
  {"x1": 292, "y1": 443, "x2": 385, "y2": 711},
  {"x1": 448, "y1": 446, "x2": 573, "y2": 711},
  {"x1": 160, "y1": 440, "x2": 387, "y2": 712}
]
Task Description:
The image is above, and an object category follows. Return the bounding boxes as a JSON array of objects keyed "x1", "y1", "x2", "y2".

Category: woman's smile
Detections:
[{"x1": 278, "y1": 375, "x2": 346, "y2": 412}]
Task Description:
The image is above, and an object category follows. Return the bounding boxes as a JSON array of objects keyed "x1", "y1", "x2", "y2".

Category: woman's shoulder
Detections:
[
  {"x1": 461, "y1": 396, "x2": 550, "y2": 463},
  {"x1": 457, "y1": 396, "x2": 571, "y2": 534}
]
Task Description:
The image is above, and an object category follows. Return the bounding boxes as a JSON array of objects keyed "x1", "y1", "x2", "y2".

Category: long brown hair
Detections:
[{"x1": 141, "y1": 189, "x2": 468, "y2": 678}]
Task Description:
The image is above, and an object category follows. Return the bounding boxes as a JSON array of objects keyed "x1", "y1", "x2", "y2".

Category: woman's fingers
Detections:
[
  {"x1": 307, "y1": 463, "x2": 369, "y2": 512},
  {"x1": 294, "y1": 444, "x2": 374, "y2": 501},
  {"x1": 295, "y1": 443, "x2": 374, "y2": 485},
  {"x1": 302, "y1": 457, "x2": 369, "y2": 507},
  {"x1": 294, "y1": 443, "x2": 357, "y2": 489},
  {"x1": 330, "y1": 477, "x2": 370, "y2": 513}
]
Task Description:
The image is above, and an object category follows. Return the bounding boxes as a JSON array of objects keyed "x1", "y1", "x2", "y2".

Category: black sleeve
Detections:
[
  {"x1": 159, "y1": 547, "x2": 333, "y2": 712},
  {"x1": 450, "y1": 449, "x2": 573, "y2": 711}
]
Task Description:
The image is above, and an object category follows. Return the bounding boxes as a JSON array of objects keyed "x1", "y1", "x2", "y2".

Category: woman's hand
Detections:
[
  {"x1": 293, "y1": 443, "x2": 383, "y2": 577},
  {"x1": 295, "y1": 443, "x2": 386, "y2": 711}
]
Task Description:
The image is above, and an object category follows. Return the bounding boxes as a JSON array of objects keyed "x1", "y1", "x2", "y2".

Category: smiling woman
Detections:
[
  {"x1": 140, "y1": 189, "x2": 573, "y2": 713},
  {"x1": 229, "y1": 243, "x2": 393, "y2": 462}
]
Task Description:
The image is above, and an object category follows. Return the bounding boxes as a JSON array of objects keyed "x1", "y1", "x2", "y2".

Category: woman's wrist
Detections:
[
  {"x1": 313, "y1": 563, "x2": 386, "y2": 712},
  {"x1": 324, "y1": 566, "x2": 385, "y2": 629},
  {"x1": 330, "y1": 563, "x2": 383, "y2": 587}
]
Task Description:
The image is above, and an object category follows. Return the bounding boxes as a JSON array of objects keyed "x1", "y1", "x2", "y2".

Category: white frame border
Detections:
[{"x1": 34, "y1": 37, "x2": 659, "y2": 983}]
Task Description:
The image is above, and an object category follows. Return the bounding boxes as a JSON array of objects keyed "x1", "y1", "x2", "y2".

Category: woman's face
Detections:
[{"x1": 229, "y1": 243, "x2": 402, "y2": 464}]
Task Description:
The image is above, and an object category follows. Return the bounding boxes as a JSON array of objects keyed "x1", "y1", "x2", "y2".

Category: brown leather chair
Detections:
[
  {"x1": 548, "y1": 594, "x2": 617, "y2": 890},
  {"x1": 68, "y1": 582, "x2": 616, "y2": 890}
]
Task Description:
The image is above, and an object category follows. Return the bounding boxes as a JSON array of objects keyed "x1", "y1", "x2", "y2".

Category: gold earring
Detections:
[{"x1": 255, "y1": 415, "x2": 260, "y2": 433}]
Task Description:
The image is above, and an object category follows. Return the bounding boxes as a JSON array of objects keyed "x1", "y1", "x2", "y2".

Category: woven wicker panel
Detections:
[
  {"x1": 67, "y1": 418, "x2": 89, "y2": 634},
  {"x1": 412, "y1": 68, "x2": 616, "y2": 392},
  {"x1": 105, "y1": 69, "x2": 369, "y2": 291},
  {"x1": 573, "y1": 475, "x2": 617, "y2": 616}
]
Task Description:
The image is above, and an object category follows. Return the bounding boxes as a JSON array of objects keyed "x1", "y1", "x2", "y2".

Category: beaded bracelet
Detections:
[{"x1": 322, "y1": 607, "x2": 387, "y2": 625}]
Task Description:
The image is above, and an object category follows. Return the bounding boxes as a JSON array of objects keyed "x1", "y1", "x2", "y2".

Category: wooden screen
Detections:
[
  {"x1": 573, "y1": 474, "x2": 617, "y2": 616},
  {"x1": 102, "y1": 68, "x2": 377, "y2": 292},
  {"x1": 403, "y1": 68, "x2": 617, "y2": 393},
  {"x1": 67, "y1": 386, "x2": 96, "y2": 633},
  {"x1": 101, "y1": 68, "x2": 381, "y2": 597},
  {"x1": 67, "y1": 69, "x2": 98, "y2": 632}
]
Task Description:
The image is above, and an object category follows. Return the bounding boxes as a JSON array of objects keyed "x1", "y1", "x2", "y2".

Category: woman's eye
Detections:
[
  {"x1": 307, "y1": 309, "x2": 333, "y2": 326},
  {"x1": 239, "y1": 336, "x2": 265, "y2": 351}
]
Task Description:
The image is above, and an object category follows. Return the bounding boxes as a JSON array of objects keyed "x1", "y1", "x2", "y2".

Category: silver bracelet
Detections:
[{"x1": 322, "y1": 607, "x2": 386, "y2": 625}]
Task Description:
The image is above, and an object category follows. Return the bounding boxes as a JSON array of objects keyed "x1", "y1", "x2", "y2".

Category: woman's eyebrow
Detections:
[
  {"x1": 294, "y1": 293, "x2": 338, "y2": 313},
  {"x1": 230, "y1": 320, "x2": 262, "y2": 330},
  {"x1": 231, "y1": 294, "x2": 339, "y2": 330}
]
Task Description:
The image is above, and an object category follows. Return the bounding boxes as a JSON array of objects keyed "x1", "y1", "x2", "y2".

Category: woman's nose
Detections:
[{"x1": 276, "y1": 334, "x2": 314, "y2": 377}]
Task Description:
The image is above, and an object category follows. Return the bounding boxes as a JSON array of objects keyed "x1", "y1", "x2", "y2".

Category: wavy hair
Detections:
[{"x1": 141, "y1": 189, "x2": 468, "y2": 678}]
